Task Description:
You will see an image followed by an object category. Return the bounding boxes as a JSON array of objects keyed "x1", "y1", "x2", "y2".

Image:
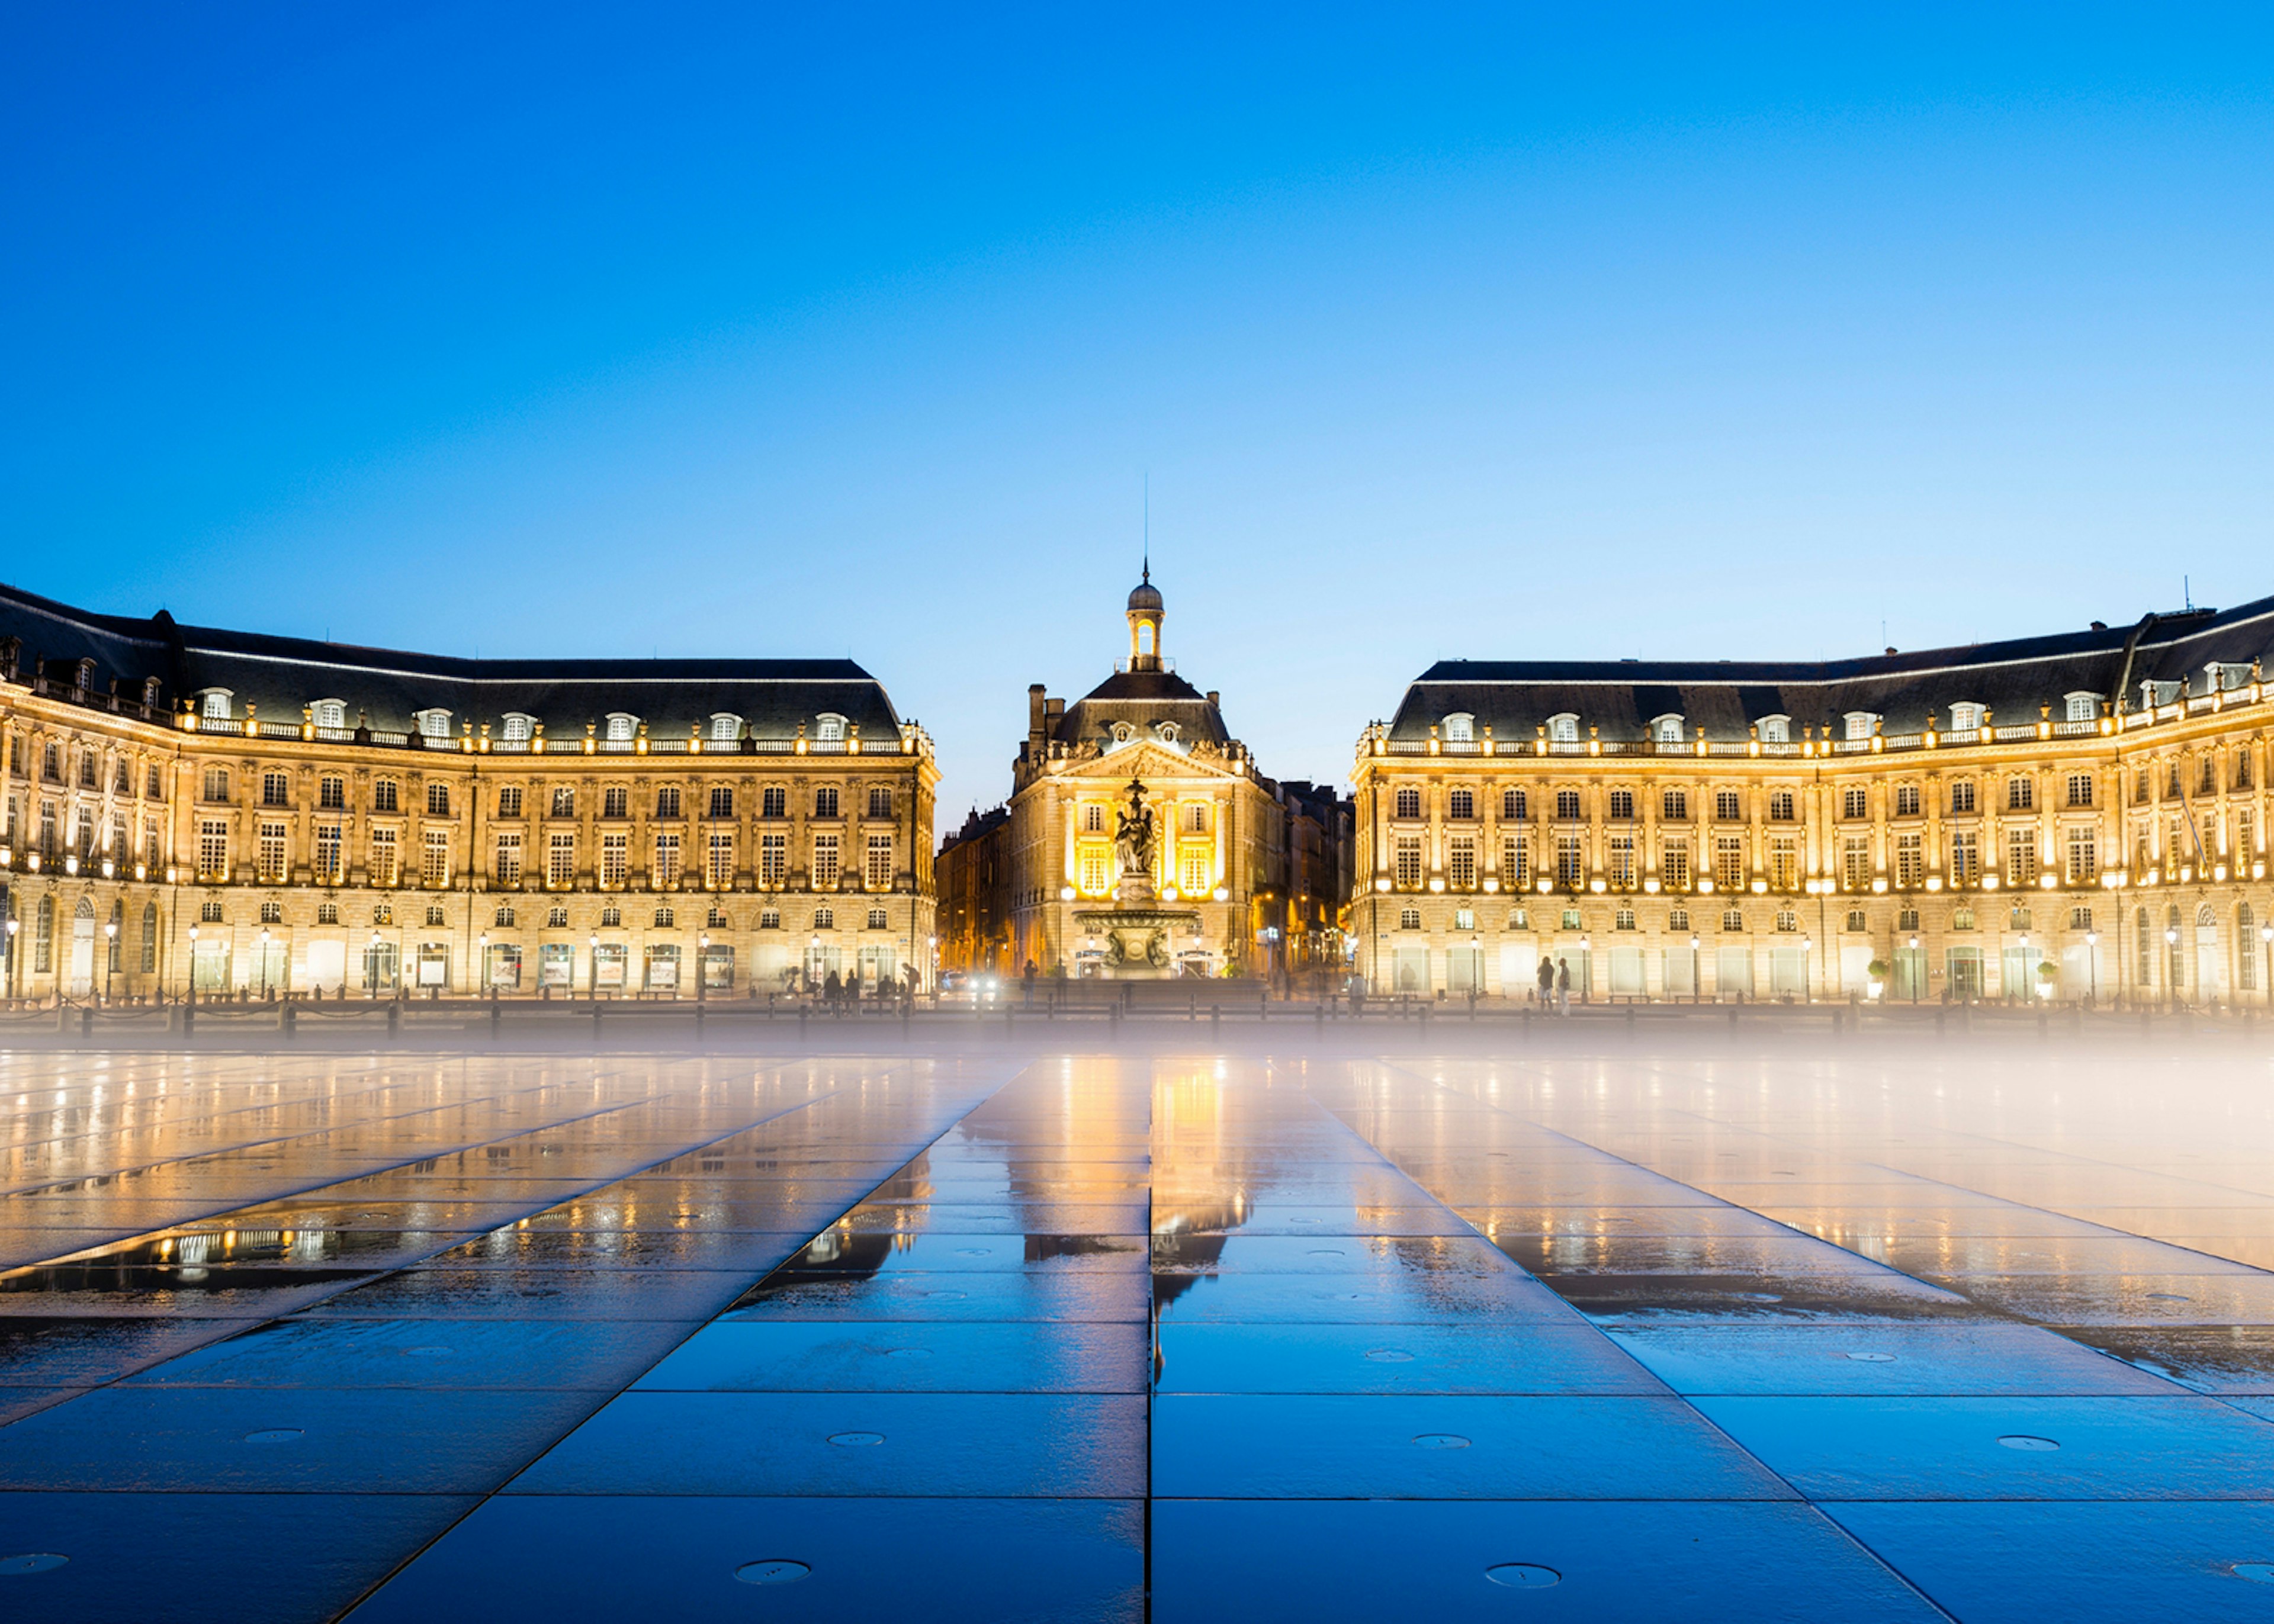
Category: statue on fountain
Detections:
[{"x1": 1113, "y1": 777, "x2": 1157, "y2": 903}]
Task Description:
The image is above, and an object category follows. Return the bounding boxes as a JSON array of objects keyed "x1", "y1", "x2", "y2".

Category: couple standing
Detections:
[{"x1": 1534, "y1": 954, "x2": 1572, "y2": 1014}]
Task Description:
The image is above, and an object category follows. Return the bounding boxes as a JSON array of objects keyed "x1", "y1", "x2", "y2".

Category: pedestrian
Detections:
[
  {"x1": 1535, "y1": 957, "x2": 1554, "y2": 1006},
  {"x1": 1023, "y1": 959, "x2": 1039, "y2": 1008},
  {"x1": 824, "y1": 969, "x2": 841, "y2": 1009},
  {"x1": 1556, "y1": 957, "x2": 1570, "y2": 1015},
  {"x1": 846, "y1": 969, "x2": 862, "y2": 1009}
]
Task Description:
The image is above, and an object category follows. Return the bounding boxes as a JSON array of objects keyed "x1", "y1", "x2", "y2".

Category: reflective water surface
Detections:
[{"x1": 2, "y1": 1043, "x2": 2274, "y2": 1619}]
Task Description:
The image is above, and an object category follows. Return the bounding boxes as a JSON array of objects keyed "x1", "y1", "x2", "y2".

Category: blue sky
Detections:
[{"x1": 5, "y1": 6, "x2": 2272, "y2": 825}]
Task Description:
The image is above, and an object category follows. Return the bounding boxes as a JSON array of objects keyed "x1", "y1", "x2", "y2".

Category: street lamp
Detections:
[
  {"x1": 1908, "y1": 933, "x2": 1920, "y2": 1006},
  {"x1": 477, "y1": 931, "x2": 489, "y2": 998},
  {"x1": 698, "y1": 932, "x2": 709, "y2": 1005},
  {"x1": 2086, "y1": 929, "x2": 2099, "y2": 1008},
  {"x1": 2262, "y1": 922, "x2": 2272, "y2": 1012},
  {"x1": 103, "y1": 919, "x2": 117, "y2": 1004},
  {"x1": 1801, "y1": 934, "x2": 1813, "y2": 1004},
  {"x1": 1689, "y1": 932, "x2": 1701, "y2": 1005},
  {"x1": 368, "y1": 929, "x2": 382, "y2": 1000},
  {"x1": 188, "y1": 924, "x2": 200, "y2": 1009},
  {"x1": 588, "y1": 931, "x2": 600, "y2": 1002},
  {"x1": 5, "y1": 914, "x2": 17, "y2": 1005},
  {"x1": 2166, "y1": 924, "x2": 2179, "y2": 1012},
  {"x1": 258, "y1": 927, "x2": 272, "y2": 1000}
]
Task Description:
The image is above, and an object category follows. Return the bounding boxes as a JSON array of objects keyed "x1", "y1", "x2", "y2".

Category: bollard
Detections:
[
  {"x1": 1935, "y1": 1009, "x2": 1947, "y2": 1040},
  {"x1": 80, "y1": 1005, "x2": 94, "y2": 1039},
  {"x1": 181, "y1": 1004, "x2": 194, "y2": 1041},
  {"x1": 1832, "y1": 1010, "x2": 1843, "y2": 1040},
  {"x1": 1210, "y1": 1003, "x2": 1220, "y2": 1037},
  {"x1": 491, "y1": 1001, "x2": 502, "y2": 1040},
  {"x1": 281, "y1": 1004, "x2": 295, "y2": 1038},
  {"x1": 798, "y1": 1008, "x2": 808, "y2": 1041},
  {"x1": 387, "y1": 1003, "x2": 400, "y2": 1042},
  {"x1": 1625, "y1": 1005, "x2": 1636, "y2": 1041},
  {"x1": 590, "y1": 1005, "x2": 600, "y2": 1043}
]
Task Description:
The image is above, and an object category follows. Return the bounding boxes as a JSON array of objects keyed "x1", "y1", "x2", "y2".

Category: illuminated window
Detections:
[
  {"x1": 605, "y1": 713, "x2": 638, "y2": 744},
  {"x1": 1443, "y1": 713, "x2": 1474, "y2": 742},
  {"x1": 316, "y1": 825, "x2": 343, "y2": 883},
  {"x1": 1394, "y1": 787, "x2": 1421, "y2": 818},
  {"x1": 1714, "y1": 835, "x2": 1744, "y2": 891},
  {"x1": 812, "y1": 834, "x2": 840, "y2": 889},
  {"x1": 1949, "y1": 702, "x2": 1983, "y2": 732},
  {"x1": 1394, "y1": 837, "x2": 1422, "y2": 888},
  {"x1": 494, "y1": 833, "x2": 522, "y2": 886},
  {"x1": 1448, "y1": 837, "x2": 1476, "y2": 889},
  {"x1": 1715, "y1": 790, "x2": 1741, "y2": 820},
  {"x1": 710, "y1": 713, "x2": 742, "y2": 744},
  {"x1": 1842, "y1": 787, "x2": 1867, "y2": 819},
  {"x1": 760, "y1": 833, "x2": 786, "y2": 885},
  {"x1": 865, "y1": 835, "x2": 893, "y2": 890},
  {"x1": 654, "y1": 832, "x2": 682, "y2": 887},
  {"x1": 426, "y1": 782, "x2": 450, "y2": 816},
  {"x1": 602, "y1": 833, "x2": 629, "y2": 886},
  {"x1": 369, "y1": 828, "x2": 399, "y2": 887},
  {"x1": 500, "y1": 712, "x2": 533, "y2": 742},
  {"x1": 313, "y1": 699, "x2": 347, "y2": 729},
  {"x1": 1950, "y1": 781, "x2": 1977, "y2": 814},
  {"x1": 708, "y1": 832, "x2": 734, "y2": 887},
  {"x1": 547, "y1": 833, "x2": 576, "y2": 886},
  {"x1": 422, "y1": 829, "x2": 451, "y2": 887},
  {"x1": 656, "y1": 786, "x2": 682, "y2": 819},
  {"x1": 814, "y1": 713, "x2": 847, "y2": 742},
  {"x1": 258, "y1": 822, "x2": 287, "y2": 883}
]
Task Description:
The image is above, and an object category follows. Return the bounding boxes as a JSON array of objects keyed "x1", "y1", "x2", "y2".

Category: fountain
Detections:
[{"x1": 1073, "y1": 776, "x2": 1200, "y2": 977}]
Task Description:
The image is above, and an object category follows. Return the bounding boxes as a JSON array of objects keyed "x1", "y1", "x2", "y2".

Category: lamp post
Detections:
[
  {"x1": 368, "y1": 930, "x2": 381, "y2": 1000},
  {"x1": 7, "y1": 915, "x2": 19, "y2": 1005},
  {"x1": 2018, "y1": 930, "x2": 2030, "y2": 1005},
  {"x1": 2262, "y1": 922, "x2": 2272, "y2": 1012},
  {"x1": 588, "y1": 931, "x2": 600, "y2": 1003},
  {"x1": 1801, "y1": 934, "x2": 1813, "y2": 1004},
  {"x1": 1908, "y1": 933, "x2": 1920, "y2": 1006},
  {"x1": 103, "y1": 919, "x2": 116, "y2": 1004},
  {"x1": 2166, "y1": 924, "x2": 2179, "y2": 1012},
  {"x1": 188, "y1": 924, "x2": 200, "y2": 1010},
  {"x1": 698, "y1": 932, "x2": 709, "y2": 1006},
  {"x1": 477, "y1": 931, "x2": 489, "y2": 998},
  {"x1": 2086, "y1": 930, "x2": 2099, "y2": 1008},
  {"x1": 258, "y1": 927, "x2": 272, "y2": 1000},
  {"x1": 1689, "y1": 932, "x2": 1700, "y2": 1005}
]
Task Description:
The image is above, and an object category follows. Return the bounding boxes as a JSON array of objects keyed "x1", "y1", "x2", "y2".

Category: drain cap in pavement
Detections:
[
  {"x1": 244, "y1": 1429, "x2": 304, "y2": 1445},
  {"x1": 2231, "y1": 1564, "x2": 2274, "y2": 1584},
  {"x1": 1366, "y1": 1349, "x2": 1415, "y2": 1363},
  {"x1": 1997, "y1": 1435, "x2": 2060, "y2": 1452},
  {"x1": 1845, "y1": 1352, "x2": 1896, "y2": 1363},
  {"x1": 0, "y1": 1554, "x2": 68, "y2": 1576},
  {"x1": 1412, "y1": 1433, "x2": 1470, "y2": 1449},
  {"x1": 828, "y1": 1432, "x2": 885, "y2": 1447}
]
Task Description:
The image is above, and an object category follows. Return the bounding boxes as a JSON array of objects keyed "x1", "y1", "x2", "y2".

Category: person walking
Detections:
[
  {"x1": 1535, "y1": 956, "x2": 1554, "y2": 1007},
  {"x1": 1556, "y1": 957, "x2": 1571, "y2": 1016}
]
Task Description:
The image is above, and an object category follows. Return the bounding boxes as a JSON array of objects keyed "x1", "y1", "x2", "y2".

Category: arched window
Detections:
[
  {"x1": 2064, "y1": 692, "x2": 2098, "y2": 723},
  {"x1": 500, "y1": 713, "x2": 535, "y2": 742},
  {"x1": 2198, "y1": 902, "x2": 2216, "y2": 928},
  {"x1": 1949, "y1": 702, "x2": 1984, "y2": 732},
  {"x1": 1652, "y1": 714, "x2": 1685, "y2": 745},
  {"x1": 709, "y1": 713, "x2": 742, "y2": 744},
  {"x1": 1844, "y1": 712, "x2": 1880, "y2": 742},
  {"x1": 814, "y1": 906, "x2": 834, "y2": 930},
  {"x1": 814, "y1": 713, "x2": 847, "y2": 742},
  {"x1": 2136, "y1": 906, "x2": 2153, "y2": 984},
  {"x1": 414, "y1": 709, "x2": 451, "y2": 740},
  {"x1": 312, "y1": 699, "x2": 347, "y2": 729},
  {"x1": 1546, "y1": 713, "x2": 1579, "y2": 744},
  {"x1": 604, "y1": 713, "x2": 638, "y2": 744},
  {"x1": 1442, "y1": 713, "x2": 1474, "y2": 742},
  {"x1": 200, "y1": 690, "x2": 233, "y2": 719},
  {"x1": 141, "y1": 902, "x2": 158, "y2": 972},
  {"x1": 1757, "y1": 715, "x2": 1791, "y2": 744}
]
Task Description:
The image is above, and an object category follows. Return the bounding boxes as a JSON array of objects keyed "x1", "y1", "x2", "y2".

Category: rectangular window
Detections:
[
  {"x1": 370, "y1": 828, "x2": 399, "y2": 887},
  {"x1": 319, "y1": 775, "x2": 345, "y2": 810},
  {"x1": 422, "y1": 829, "x2": 451, "y2": 887},
  {"x1": 1502, "y1": 789, "x2": 1525, "y2": 819},
  {"x1": 374, "y1": 779, "x2": 398, "y2": 813},
  {"x1": 1714, "y1": 835, "x2": 1745, "y2": 892},
  {"x1": 1768, "y1": 790, "x2": 1796, "y2": 821},
  {"x1": 1502, "y1": 835, "x2": 1530, "y2": 887},
  {"x1": 548, "y1": 832, "x2": 576, "y2": 886},
  {"x1": 494, "y1": 832, "x2": 523, "y2": 886},
  {"x1": 865, "y1": 834, "x2": 893, "y2": 890},
  {"x1": 258, "y1": 821, "x2": 287, "y2": 883},
  {"x1": 143, "y1": 815, "x2": 160, "y2": 864},
  {"x1": 1951, "y1": 830, "x2": 1980, "y2": 884},
  {"x1": 1395, "y1": 836, "x2": 1423, "y2": 888},
  {"x1": 1951, "y1": 781, "x2": 1977, "y2": 814},
  {"x1": 262, "y1": 771, "x2": 290, "y2": 808},
  {"x1": 1180, "y1": 848, "x2": 1212, "y2": 896},
  {"x1": 760, "y1": 832, "x2": 788, "y2": 884},
  {"x1": 1896, "y1": 832, "x2": 1923, "y2": 887},
  {"x1": 1659, "y1": 838, "x2": 1688, "y2": 890},
  {"x1": 602, "y1": 832, "x2": 629, "y2": 886},
  {"x1": 315, "y1": 824, "x2": 343, "y2": 883},
  {"x1": 1769, "y1": 835, "x2": 1800, "y2": 890},
  {"x1": 1448, "y1": 836, "x2": 1477, "y2": 889},
  {"x1": 1662, "y1": 789, "x2": 1688, "y2": 821},
  {"x1": 603, "y1": 786, "x2": 628, "y2": 819},
  {"x1": 762, "y1": 786, "x2": 786, "y2": 818},
  {"x1": 2008, "y1": 777, "x2": 2034, "y2": 812},
  {"x1": 1842, "y1": 834, "x2": 1871, "y2": 890},
  {"x1": 426, "y1": 782, "x2": 451, "y2": 816},
  {"x1": 656, "y1": 786, "x2": 681, "y2": 819},
  {"x1": 1556, "y1": 833, "x2": 1585, "y2": 887},
  {"x1": 1606, "y1": 833, "x2": 1633, "y2": 887},
  {"x1": 1842, "y1": 787, "x2": 1867, "y2": 819},
  {"x1": 551, "y1": 787, "x2": 575, "y2": 818},
  {"x1": 497, "y1": 786, "x2": 522, "y2": 818},
  {"x1": 1079, "y1": 847, "x2": 1111, "y2": 894},
  {"x1": 654, "y1": 832, "x2": 682, "y2": 886},
  {"x1": 812, "y1": 834, "x2": 840, "y2": 889},
  {"x1": 1608, "y1": 789, "x2": 1634, "y2": 820},
  {"x1": 868, "y1": 786, "x2": 893, "y2": 819},
  {"x1": 198, "y1": 819, "x2": 229, "y2": 882},
  {"x1": 2006, "y1": 827, "x2": 2039, "y2": 885},
  {"x1": 815, "y1": 787, "x2": 840, "y2": 819},
  {"x1": 1895, "y1": 784, "x2": 1920, "y2": 817},
  {"x1": 2067, "y1": 773, "x2": 2093, "y2": 808},
  {"x1": 2065, "y1": 827, "x2": 2098, "y2": 885},
  {"x1": 203, "y1": 767, "x2": 229, "y2": 802},
  {"x1": 147, "y1": 763, "x2": 163, "y2": 799},
  {"x1": 709, "y1": 786, "x2": 734, "y2": 819},
  {"x1": 708, "y1": 831, "x2": 734, "y2": 887}
]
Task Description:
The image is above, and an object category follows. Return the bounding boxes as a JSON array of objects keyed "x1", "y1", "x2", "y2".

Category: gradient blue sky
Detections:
[{"x1": 5, "y1": 6, "x2": 2272, "y2": 826}]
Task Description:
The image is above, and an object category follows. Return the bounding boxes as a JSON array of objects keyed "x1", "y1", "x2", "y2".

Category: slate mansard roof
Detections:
[
  {"x1": 1386, "y1": 594, "x2": 2274, "y2": 744},
  {"x1": 0, "y1": 580, "x2": 905, "y2": 741},
  {"x1": 1054, "y1": 668, "x2": 1231, "y2": 748}
]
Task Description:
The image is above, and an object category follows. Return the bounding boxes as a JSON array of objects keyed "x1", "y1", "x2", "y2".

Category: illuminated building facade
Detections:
[
  {"x1": 0, "y1": 583, "x2": 936, "y2": 1001},
  {"x1": 1354, "y1": 599, "x2": 2274, "y2": 1005},
  {"x1": 939, "y1": 574, "x2": 1348, "y2": 984}
]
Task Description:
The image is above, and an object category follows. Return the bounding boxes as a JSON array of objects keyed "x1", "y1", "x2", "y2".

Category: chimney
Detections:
[
  {"x1": 1027, "y1": 684, "x2": 1046, "y2": 742},
  {"x1": 1205, "y1": 690, "x2": 1219, "y2": 709}
]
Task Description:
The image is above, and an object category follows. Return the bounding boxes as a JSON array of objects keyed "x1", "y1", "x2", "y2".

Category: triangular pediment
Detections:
[{"x1": 1058, "y1": 741, "x2": 1240, "y2": 784}]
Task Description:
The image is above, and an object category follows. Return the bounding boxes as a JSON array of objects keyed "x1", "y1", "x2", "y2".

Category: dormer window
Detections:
[
  {"x1": 2064, "y1": 692, "x2": 2098, "y2": 723},
  {"x1": 312, "y1": 699, "x2": 347, "y2": 729},
  {"x1": 1843, "y1": 712, "x2": 1880, "y2": 742},
  {"x1": 500, "y1": 712, "x2": 534, "y2": 742},
  {"x1": 141, "y1": 677, "x2": 162, "y2": 708},
  {"x1": 1156, "y1": 721, "x2": 1182, "y2": 745},
  {"x1": 604, "y1": 713, "x2": 638, "y2": 744},
  {"x1": 415, "y1": 709, "x2": 451, "y2": 740},
  {"x1": 200, "y1": 689, "x2": 233, "y2": 720},
  {"x1": 1652, "y1": 714, "x2": 1684, "y2": 745},
  {"x1": 1949, "y1": 702, "x2": 1984, "y2": 732},
  {"x1": 709, "y1": 713, "x2": 743, "y2": 744},
  {"x1": 1758, "y1": 715, "x2": 1790, "y2": 744},
  {"x1": 2210, "y1": 662, "x2": 2253, "y2": 692},
  {"x1": 74, "y1": 658, "x2": 95, "y2": 690},
  {"x1": 814, "y1": 713, "x2": 847, "y2": 742},
  {"x1": 1442, "y1": 712, "x2": 1474, "y2": 743},
  {"x1": 1546, "y1": 713, "x2": 1579, "y2": 744},
  {"x1": 2140, "y1": 680, "x2": 2181, "y2": 710},
  {"x1": 1110, "y1": 722, "x2": 1136, "y2": 746}
]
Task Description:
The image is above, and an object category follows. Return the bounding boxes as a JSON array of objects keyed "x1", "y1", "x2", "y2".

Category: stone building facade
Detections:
[
  {"x1": 937, "y1": 574, "x2": 1350, "y2": 986},
  {"x1": 1354, "y1": 599, "x2": 2274, "y2": 1006},
  {"x1": 0, "y1": 584, "x2": 936, "y2": 1001}
]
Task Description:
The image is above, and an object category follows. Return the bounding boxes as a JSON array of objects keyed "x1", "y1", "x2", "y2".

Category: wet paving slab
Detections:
[{"x1": 5, "y1": 1044, "x2": 2274, "y2": 1619}]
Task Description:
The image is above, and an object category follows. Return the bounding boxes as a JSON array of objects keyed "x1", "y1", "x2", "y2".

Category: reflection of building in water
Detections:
[
  {"x1": 937, "y1": 573, "x2": 1351, "y2": 986},
  {"x1": 1357, "y1": 594, "x2": 2274, "y2": 1006},
  {"x1": 0, "y1": 581, "x2": 937, "y2": 1004}
]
